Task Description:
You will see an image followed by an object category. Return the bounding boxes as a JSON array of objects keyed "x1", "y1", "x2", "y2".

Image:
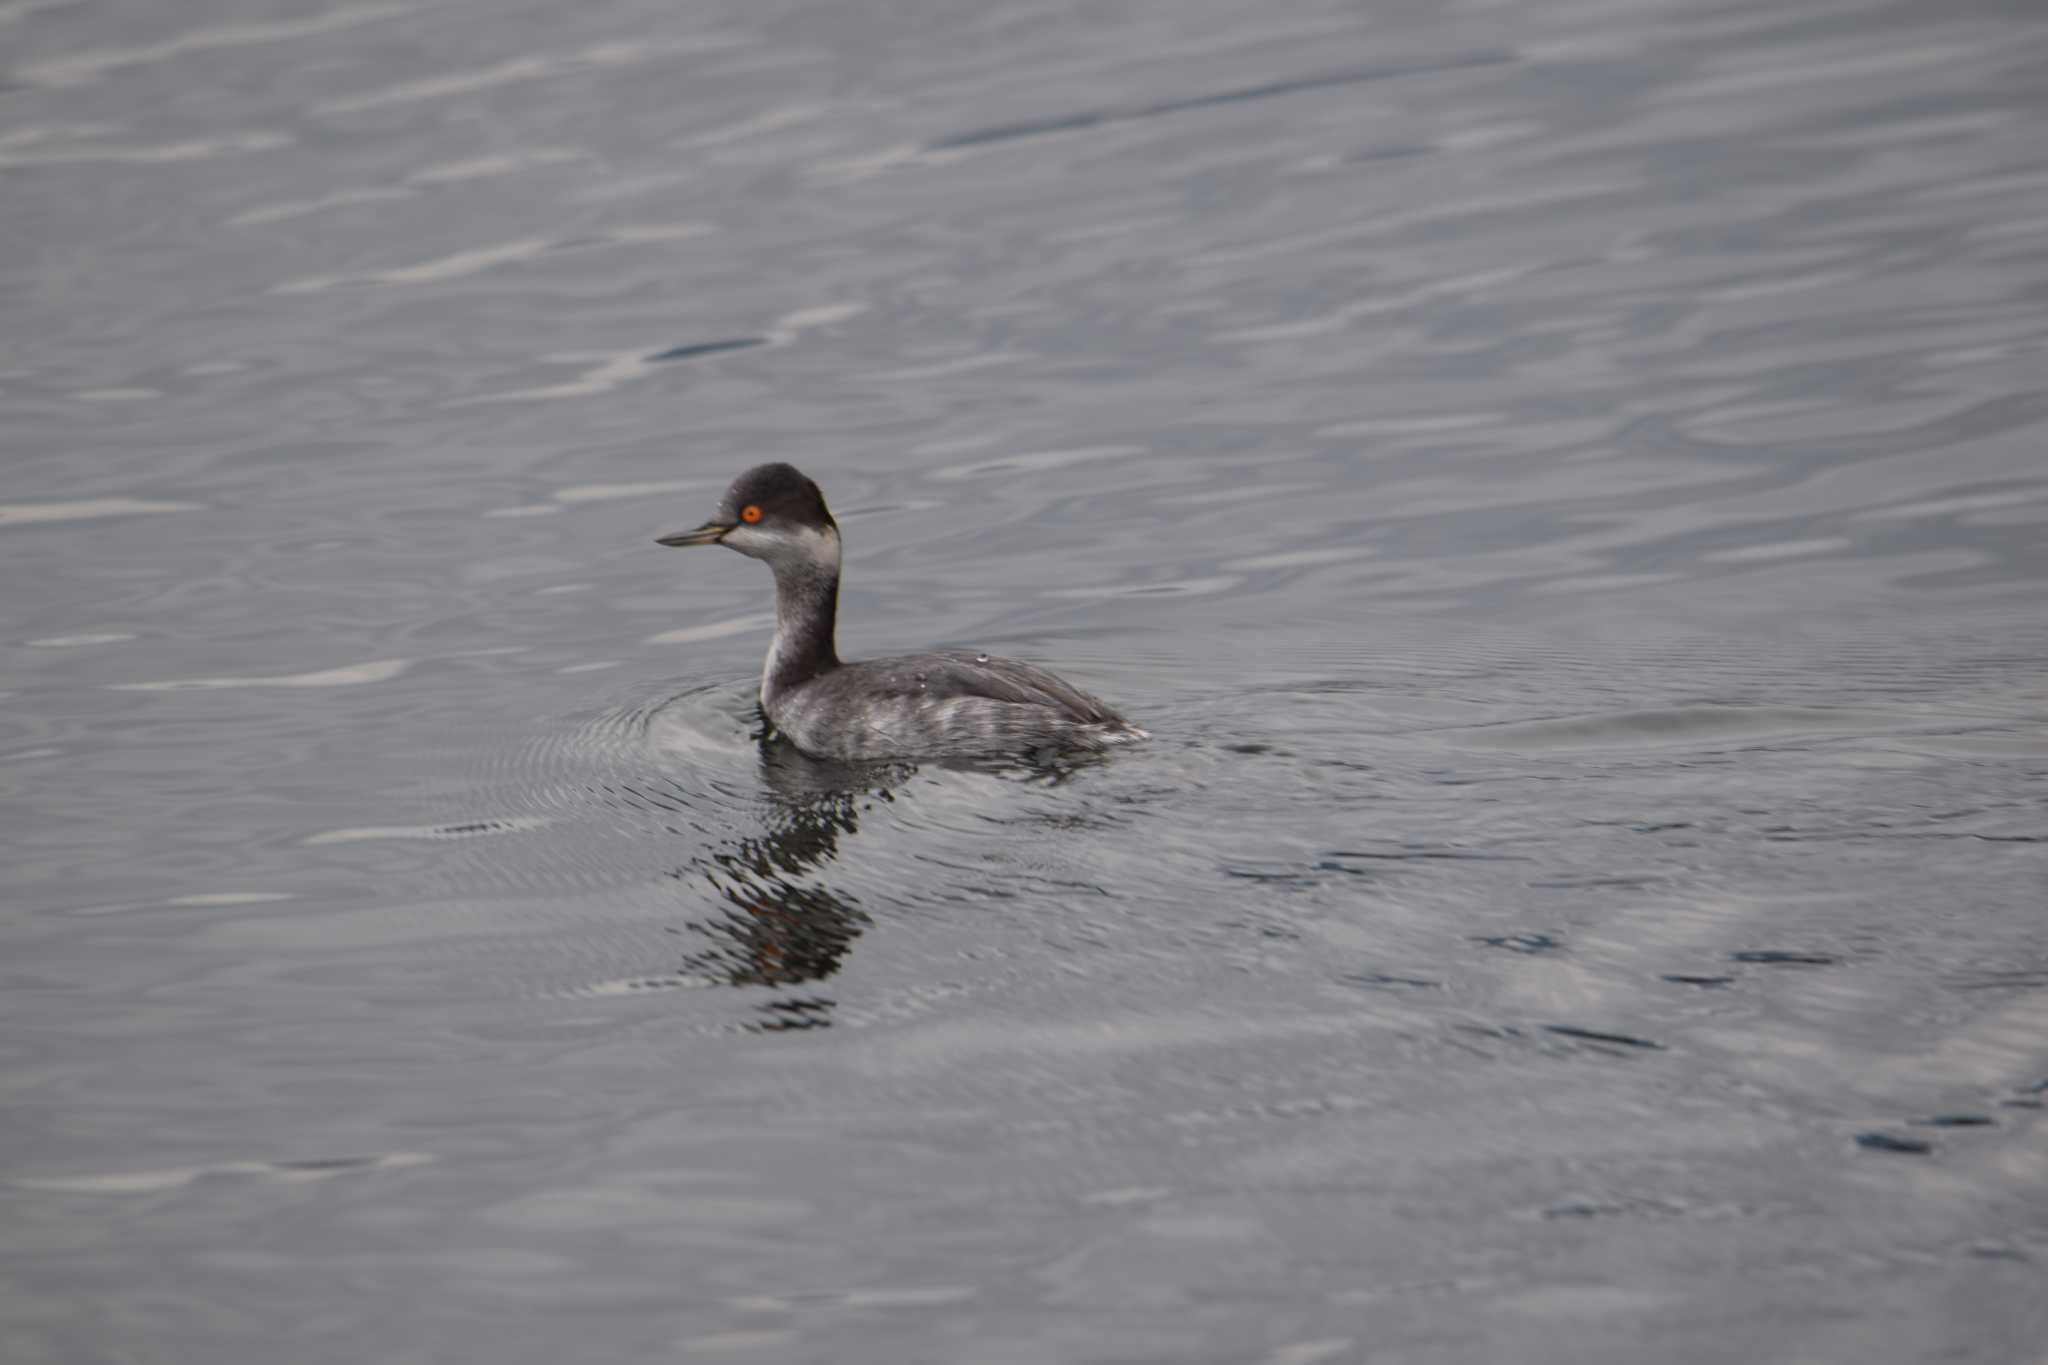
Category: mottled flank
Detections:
[{"x1": 770, "y1": 649, "x2": 1147, "y2": 761}]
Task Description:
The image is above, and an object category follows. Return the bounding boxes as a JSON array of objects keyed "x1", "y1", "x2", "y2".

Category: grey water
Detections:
[{"x1": 4, "y1": 0, "x2": 2047, "y2": 1360}]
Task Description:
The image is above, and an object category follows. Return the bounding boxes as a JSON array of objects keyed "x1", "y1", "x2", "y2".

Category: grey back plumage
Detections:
[
  {"x1": 860, "y1": 651, "x2": 1123, "y2": 722},
  {"x1": 767, "y1": 650, "x2": 1138, "y2": 761}
]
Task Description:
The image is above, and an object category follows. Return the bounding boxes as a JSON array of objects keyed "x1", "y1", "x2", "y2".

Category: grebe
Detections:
[{"x1": 657, "y1": 463, "x2": 1145, "y2": 761}]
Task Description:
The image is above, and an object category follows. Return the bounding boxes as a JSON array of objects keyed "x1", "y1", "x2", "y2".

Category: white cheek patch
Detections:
[
  {"x1": 720, "y1": 523, "x2": 773, "y2": 557},
  {"x1": 789, "y1": 524, "x2": 839, "y2": 570},
  {"x1": 723, "y1": 523, "x2": 839, "y2": 571}
]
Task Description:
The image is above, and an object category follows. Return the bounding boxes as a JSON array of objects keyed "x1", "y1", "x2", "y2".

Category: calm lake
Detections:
[{"x1": 4, "y1": 0, "x2": 2046, "y2": 1360}]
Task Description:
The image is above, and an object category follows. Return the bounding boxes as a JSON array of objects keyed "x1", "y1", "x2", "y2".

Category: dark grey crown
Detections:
[{"x1": 720, "y1": 463, "x2": 834, "y2": 529}]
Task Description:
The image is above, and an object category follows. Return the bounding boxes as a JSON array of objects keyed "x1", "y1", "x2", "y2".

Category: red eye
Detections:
[{"x1": 740, "y1": 505, "x2": 763, "y2": 523}]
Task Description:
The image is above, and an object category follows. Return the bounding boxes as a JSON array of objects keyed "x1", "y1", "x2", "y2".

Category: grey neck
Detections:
[{"x1": 762, "y1": 556, "x2": 841, "y2": 705}]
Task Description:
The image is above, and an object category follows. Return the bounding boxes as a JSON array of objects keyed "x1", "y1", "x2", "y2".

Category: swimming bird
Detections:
[{"x1": 657, "y1": 463, "x2": 1145, "y2": 761}]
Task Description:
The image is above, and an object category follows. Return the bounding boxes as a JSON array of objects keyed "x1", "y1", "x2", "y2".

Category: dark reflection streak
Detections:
[
  {"x1": 658, "y1": 732, "x2": 918, "y2": 1023},
  {"x1": 1545, "y1": 1024, "x2": 1665, "y2": 1051},
  {"x1": 928, "y1": 52, "x2": 1515, "y2": 150},
  {"x1": 753, "y1": 997, "x2": 837, "y2": 1033},
  {"x1": 602, "y1": 706, "x2": 1102, "y2": 1025},
  {"x1": 1347, "y1": 144, "x2": 1432, "y2": 164},
  {"x1": 936, "y1": 112, "x2": 1109, "y2": 149},
  {"x1": 646, "y1": 338, "x2": 767, "y2": 363},
  {"x1": 1137, "y1": 55, "x2": 1511, "y2": 118}
]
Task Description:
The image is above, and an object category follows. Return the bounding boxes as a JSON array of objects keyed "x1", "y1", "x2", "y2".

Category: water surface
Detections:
[{"x1": 4, "y1": 0, "x2": 2047, "y2": 1360}]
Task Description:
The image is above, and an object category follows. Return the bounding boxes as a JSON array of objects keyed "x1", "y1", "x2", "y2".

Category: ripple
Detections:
[
  {"x1": 14, "y1": 2, "x2": 405, "y2": 87},
  {"x1": 927, "y1": 52, "x2": 1514, "y2": 150},
  {"x1": 1315, "y1": 414, "x2": 1497, "y2": 439},
  {"x1": 227, "y1": 148, "x2": 588, "y2": 228},
  {"x1": 1702, "y1": 537, "x2": 1853, "y2": 563},
  {"x1": 271, "y1": 224, "x2": 708, "y2": 294},
  {"x1": 643, "y1": 613, "x2": 775, "y2": 647},
  {"x1": 1533, "y1": 572, "x2": 1688, "y2": 595},
  {"x1": 673, "y1": 102, "x2": 834, "y2": 152},
  {"x1": 0, "y1": 1, "x2": 81, "y2": 31},
  {"x1": 27, "y1": 632, "x2": 134, "y2": 647},
  {"x1": 0, "y1": 130, "x2": 292, "y2": 168},
  {"x1": 865, "y1": 353, "x2": 1027, "y2": 382},
  {"x1": 164, "y1": 892, "x2": 296, "y2": 907},
  {"x1": 1544, "y1": 1024, "x2": 1666, "y2": 1051},
  {"x1": 1446, "y1": 705, "x2": 1898, "y2": 752},
  {"x1": 226, "y1": 187, "x2": 412, "y2": 227},
  {"x1": 72, "y1": 387, "x2": 159, "y2": 402},
  {"x1": 111, "y1": 658, "x2": 410, "y2": 691},
  {"x1": 12, "y1": 1152, "x2": 432, "y2": 1193},
  {"x1": 1222, "y1": 265, "x2": 1541, "y2": 343},
  {"x1": 1221, "y1": 547, "x2": 1370, "y2": 571},
  {"x1": 311, "y1": 36, "x2": 741, "y2": 116},
  {"x1": 1670, "y1": 40, "x2": 1987, "y2": 102},
  {"x1": 406, "y1": 147, "x2": 586, "y2": 184},
  {"x1": 642, "y1": 338, "x2": 766, "y2": 362},
  {"x1": 845, "y1": 1010, "x2": 1398, "y2": 1078},
  {"x1": 563, "y1": 974, "x2": 719, "y2": 999},
  {"x1": 933, "y1": 445, "x2": 1146, "y2": 481},
  {"x1": 303, "y1": 817, "x2": 547, "y2": 846},
  {"x1": 1856, "y1": 488, "x2": 2048, "y2": 522},
  {"x1": 274, "y1": 238, "x2": 555, "y2": 293},
  {"x1": 460, "y1": 319, "x2": 771, "y2": 403},
  {"x1": 1046, "y1": 576, "x2": 1241, "y2": 599},
  {"x1": 1, "y1": 498, "x2": 199, "y2": 526},
  {"x1": 767, "y1": 302, "x2": 867, "y2": 340}
]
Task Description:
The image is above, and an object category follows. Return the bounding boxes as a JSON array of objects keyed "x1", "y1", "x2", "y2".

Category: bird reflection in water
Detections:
[{"x1": 666, "y1": 732, "x2": 912, "y2": 1030}]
